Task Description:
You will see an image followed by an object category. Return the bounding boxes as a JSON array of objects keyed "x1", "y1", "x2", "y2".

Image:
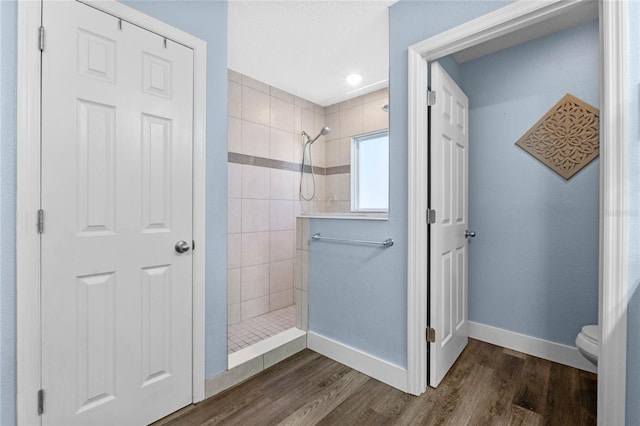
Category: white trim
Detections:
[
  {"x1": 406, "y1": 1, "x2": 627, "y2": 423},
  {"x1": 468, "y1": 322, "x2": 597, "y2": 374},
  {"x1": 307, "y1": 332, "x2": 408, "y2": 392},
  {"x1": 16, "y1": 2, "x2": 44, "y2": 424},
  {"x1": 598, "y1": 1, "x2": 628, "y2": 424},
  {"x1": 17, "y1": 1, "x2": 208, "y2": 422},
  {"x1": 406, "y1": 47, "x2": 429, "y2": 396}
]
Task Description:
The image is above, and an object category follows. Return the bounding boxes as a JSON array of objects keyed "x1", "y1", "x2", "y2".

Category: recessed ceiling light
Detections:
[{"x1": 346, "y1": 74, "x2": 363, "y2": 86}]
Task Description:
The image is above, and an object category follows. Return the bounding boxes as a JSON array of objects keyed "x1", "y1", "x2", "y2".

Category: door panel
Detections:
[
  {"x1": 41, "y1": 2, "x2": 194, "y2": 424},
  {"x1": 429, "y1": 61, "x2": 469, "y2": 387}
]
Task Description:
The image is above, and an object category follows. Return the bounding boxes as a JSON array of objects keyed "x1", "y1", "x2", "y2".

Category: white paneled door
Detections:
[
  {"x1": 41, "y1": 2, "x2": 194, "y2": 424},
  {"x1": 429, "y1": 61, "x2": 469, "y2": 387}
]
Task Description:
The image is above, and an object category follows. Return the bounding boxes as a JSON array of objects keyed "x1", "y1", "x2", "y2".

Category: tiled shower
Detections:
[
  {"x1": 227, "y1": 69, "x2": 389, "y2": 353},
  {"x1": 226, "y1": 70, "x2": 326, "y2": 353}
]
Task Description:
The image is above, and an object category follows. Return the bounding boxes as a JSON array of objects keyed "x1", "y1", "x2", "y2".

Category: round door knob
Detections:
[
  {"x1": 465, "y1": 230, "x2": 476, "y2": 238},
  {"x1": 175, "y1": 240, "x2": 191, "y2": 253}
]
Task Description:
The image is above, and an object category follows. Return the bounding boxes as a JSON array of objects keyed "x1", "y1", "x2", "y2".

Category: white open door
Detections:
[
  {"x1": 41, "y1": 2, "x2": 194, "y2": 424},
  {"x1": 429, "y1": 61, "x2": 469, "y2": 387}
]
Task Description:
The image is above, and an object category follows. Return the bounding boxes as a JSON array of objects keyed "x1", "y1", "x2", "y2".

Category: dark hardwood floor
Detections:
[{"x1": 154, "y1": 339, "x2": 597, "y2": 426}]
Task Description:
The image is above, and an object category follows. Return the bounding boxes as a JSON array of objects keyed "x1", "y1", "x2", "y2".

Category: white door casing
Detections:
[
  {"x1": 429, "y1": 62, "x2": 469, "y2": 387},
  {"x1": 41, "y1": 2, "x2": 193, "y2": 424},
  {"x1": 407, "y1": 2, "x2": 627, "y2": 424}
]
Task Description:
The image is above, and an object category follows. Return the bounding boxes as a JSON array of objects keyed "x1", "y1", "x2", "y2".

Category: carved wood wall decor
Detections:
[{"x1": 515, "y1": 93, "x2": 599, "y2": 180}]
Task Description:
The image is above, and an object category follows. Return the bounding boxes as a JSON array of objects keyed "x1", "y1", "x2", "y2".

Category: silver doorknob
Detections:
[
  {"x1": 465, "y1": 230, "x2": 476, "y2": 238},
  {"x1": 175, "y1": 240, "x2": 190, "y2": 253}
]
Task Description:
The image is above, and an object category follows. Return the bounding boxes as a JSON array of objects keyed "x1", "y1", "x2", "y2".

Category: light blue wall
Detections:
[
  {"x1": 626, "y1": 1, "x2": 640, "y2": 423},
  {"x1": 0, "y1": 2, "x2": 227, "y2": 423},
  {"x1": 121, "y1": 0, "x2": 229, "y2": 380},
  {"x1": 0, "y1": 1, "x2": 17, "y2": 425},
  {"x1": 461, "y1": 20, "x2": 599, "y2": 346},
  {"x1": 308, "y1": 0, "x2": 511, "y2": 369}
]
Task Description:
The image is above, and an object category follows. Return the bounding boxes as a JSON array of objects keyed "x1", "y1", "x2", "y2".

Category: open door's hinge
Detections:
[
  {"x1": 427, "y1": 90, "x2": 436, "y2": 106},
  {"x1": 37, "y1": 389, "x2": 44, "y2": 415},
  {"x1": 37, "y1": 209, "x2": 44, "y2": 234},
  {"x1": 39, "y1": 26, "x2": 45, "y2": 51},
  {"x1": 427, "y1": 209, "x2": 436, "y2": 224},
  {"x1": 426, "y1": 327, "x2": 436, "y2": 343}
]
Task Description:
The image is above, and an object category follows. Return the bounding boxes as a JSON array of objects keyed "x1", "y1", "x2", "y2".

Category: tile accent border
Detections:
[
  {"x1": 228, "y1": 152, "x2": 351, "y2": 176},
  {"x1": 325, "y1": 165, "x2": 351, "y2": 175}
]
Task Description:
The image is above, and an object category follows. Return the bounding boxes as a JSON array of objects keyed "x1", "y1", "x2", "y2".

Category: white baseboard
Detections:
[
  {"x1": 468, "y1": 321, "x2": 597, "y2": 374},
  {"x1": 307, "y1": 331, "x2": 408, "y2": 392}
]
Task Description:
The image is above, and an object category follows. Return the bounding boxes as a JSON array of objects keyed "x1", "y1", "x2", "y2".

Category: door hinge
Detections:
[
  {"x1": 427, "y1": 209, "x2": 436, "y2": 224},
  {"x1": 39, "y1": 26, "x2": 45, "y2": 51},
  {"x1": 37, "y1": 389, "x2": 44, "y2": 415},
  {"x1": 37, "y1": 209, "x2": 44, "y2": 234},
  {"x1": 427, "y1": 90, "x2": 436, "y2": 106},
  {"x1": 426, "y1": 327, "x2": 436, "y2": 343}
]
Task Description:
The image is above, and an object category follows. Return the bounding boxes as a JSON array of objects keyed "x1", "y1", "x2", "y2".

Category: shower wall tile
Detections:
[
  {"x1": 228, "y1": 72, "x2": 325, "y2": 321},
  {"x1": 270, "y1": 259, "x2": 294, "y2": 293},
  {"x1": 270, "y1": 128, "x2": 294, "y2": 163},
  {"x1": 241, "y1": 264, "x2": 270, "y2": 301},
  {"x1": 241, "y1": 165, "x2": 270, "y2": 199},
  {"x1": 241, "y1": 296, "x2": 269, "y2": 321},
  {"x1": 270, "y1": 201, "x2": 294, "y2": 231},
  {"x1": 326, "y1": 103, "x2": 340, "y2": 115},
  {"x1": 339, "y1": 173, "x2": 351, "y2": 201},
  {"x1": 364, "y1": 88, "x2": 387, "y2": 103},
  {"x1": 270, "y1": 169, "x2": 295, "y2": 200},
  {"x1": 270, "y1": 96, "x2": 295, "y2": 132},
  {"x1": 325, "y1": 140, "x2": 340, "y2": 168},
  {"x1": 228, "y1": 198, "x2": 242, "y2": 234},
  {"x1": 228, "y1": 234, "x2": 242, "y2": 269},
  {"x1": 228, "y1": 117, "x2": 242, "y2": 153},
  {"x1": 228, "y1": 81, "x2": 242, "y2": 119},
  {"x1": 271, "y1": 86, "x2": 294, "y2": 103},
  {"x1": 340, "y1": 106, "x2": 364, "y2": 138},
  {"x1": 241, "y1": 199, "x2": 270, "y2": 232},
  {"x1": 241, "y1": 231, "x2": 270, "y2": 266},
  {"x1": 270, "y1": 289, "x2": 294, "y2": 311},
  {"x1": 241, "y1": 120, "x2": 270, "y2": 158},
  {"x1": 228, "y1": 163, "x2": 242, "y2": 199},
  {"x1": 340, "y1": 96, "x2": 364, "y2": 111},
  {"x1": 300, "y1": 108, "x2": 315, "y2": 138},
  {"x1": 325, "y1": 175, "x2": 339, "y2": 202},
  {"x1": 270, "y1": 230, "x2": 295, "y2": 262},
  {"x1": 228, "y1": 268, "x2": 241, "y2": 304},
  {"x1": 294, "y1": 96, "x2": 316, "y2": 111},
  {"x1": 325, "y1": 112, "x2": 340, "y2": 142},
  {"x1": 363, "y1": 96, "x2": 389, "y2": 133},
  {"x1": 228, "y1": 69, "x2": 242, "y2": 83},
  {"x1": 339, "y1": 138, "x2": 351, "y2": 166},
  {"x1": 242, "y1": 74, "x2": 270, "y2": 94},
  {"x1": 242, "y1": 86, "x2": 270, "y2": 126},
  {"x1": 310, "y1": 140, "x2": 325, "y2": 169},
  {"x1": 228, "y1": 303, "x2": 241, "y2": 325}
]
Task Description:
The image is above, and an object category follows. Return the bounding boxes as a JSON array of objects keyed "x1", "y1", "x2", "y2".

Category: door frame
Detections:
[
  {"x1": 407, "y1": 1, "x2": 627, "y2": 425},
  {"x1": 16, "y1": 1, "x2": 208, "y2": 424}
]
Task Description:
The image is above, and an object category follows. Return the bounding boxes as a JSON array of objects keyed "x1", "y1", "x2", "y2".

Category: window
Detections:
[{"x1": 351, "y1": 130, "x2": 389, "y2": 212}]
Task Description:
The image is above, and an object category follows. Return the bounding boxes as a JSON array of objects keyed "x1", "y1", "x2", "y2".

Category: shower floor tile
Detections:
[{"x1": 228, "y1": 304, "x2": 296, "y2": 354}]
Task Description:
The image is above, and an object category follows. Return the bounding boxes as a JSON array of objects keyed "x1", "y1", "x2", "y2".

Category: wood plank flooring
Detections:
[{"x1": 154, "y1": 339, "x2": 596, "y2": 426}]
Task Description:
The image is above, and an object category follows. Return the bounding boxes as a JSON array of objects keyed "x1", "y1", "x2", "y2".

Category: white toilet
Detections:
[{"x1": 576, "y1": 325, "x2": 599, "y2": 366}]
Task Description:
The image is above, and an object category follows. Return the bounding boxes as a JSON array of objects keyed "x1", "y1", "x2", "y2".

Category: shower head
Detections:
[{"x1": 303, "y1": 126, "x2": 332, "y2": 144}]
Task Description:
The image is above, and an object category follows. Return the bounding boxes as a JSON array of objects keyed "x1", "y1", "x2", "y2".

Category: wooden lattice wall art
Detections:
[{"x1": 515, "y1": 93, "x2": 599, "y2": 180}]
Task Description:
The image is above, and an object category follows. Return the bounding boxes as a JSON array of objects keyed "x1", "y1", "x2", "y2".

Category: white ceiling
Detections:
[{"x1": 228, "y1": 0, "x2": 395, "y2": 107}]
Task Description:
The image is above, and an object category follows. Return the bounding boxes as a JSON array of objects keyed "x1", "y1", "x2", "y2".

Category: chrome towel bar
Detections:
[{"x1": 311, "y1": 233, "x2": 394, "y2": 248}]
